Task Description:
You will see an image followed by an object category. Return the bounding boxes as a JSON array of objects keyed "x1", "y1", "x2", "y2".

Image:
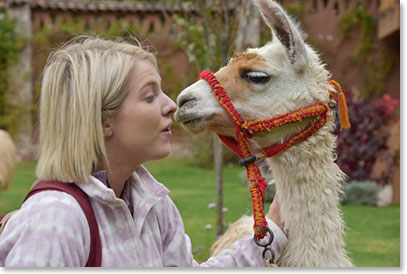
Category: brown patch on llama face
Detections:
[
  {"x1": 215, "y1": 52, "x2": 268, "y2": 103},
  {"x1": 207, "y1": 113, "x2": 237, "y2": 136}
]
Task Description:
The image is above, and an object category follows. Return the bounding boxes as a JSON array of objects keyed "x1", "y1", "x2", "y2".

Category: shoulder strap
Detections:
[{"x1": 24, "y1": 181, "x2": 102, "y2": 267}]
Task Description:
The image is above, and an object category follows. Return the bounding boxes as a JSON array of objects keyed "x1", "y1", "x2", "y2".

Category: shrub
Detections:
[
  {"x1": 340, "y1": 180, "x2": 378, "y2": 206},
  {"x1": 335, "y1": 93, "x2": 399, "y2": 184},
  {"x1": 0, "y1": 9, "x2": 23, "y2": 135}
]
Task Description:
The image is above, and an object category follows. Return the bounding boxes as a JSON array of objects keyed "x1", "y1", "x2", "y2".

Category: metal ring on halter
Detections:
[
  {"x1": 253, "y1": 226, "x2": 274, "y2": 247},
  {"x1": 262, "y1": 247, "x2": 275, "y2": 264}
]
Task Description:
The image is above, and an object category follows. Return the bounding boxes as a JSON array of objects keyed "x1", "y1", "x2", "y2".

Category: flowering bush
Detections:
[{"x1": 335, "y1": 93, "x2": 399, "y2": 184}]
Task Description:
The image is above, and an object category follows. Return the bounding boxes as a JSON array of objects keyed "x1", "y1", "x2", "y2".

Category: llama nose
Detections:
[
  {"x1": 177, "y1": 95, "x2": 197, "y2": 109},
  {"x1": 175, "y1": 95, "x2": 198, "y2": 123}
]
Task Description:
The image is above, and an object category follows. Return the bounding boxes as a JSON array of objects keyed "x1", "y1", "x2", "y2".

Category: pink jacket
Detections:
[{"x1": 0, "y1": 166, "x2": 287, "y2": 267}]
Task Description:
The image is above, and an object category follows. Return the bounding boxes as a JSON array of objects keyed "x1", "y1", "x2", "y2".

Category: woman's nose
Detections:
[{"x1": 163, "y1": 93, "x2": 177, "y2": 116}]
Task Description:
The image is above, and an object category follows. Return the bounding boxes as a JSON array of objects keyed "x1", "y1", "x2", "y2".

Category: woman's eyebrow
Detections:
[
  {"x1": 139, "y1": 75, "x2": 161, "y2": 89},
  {"x1": 138, "y1": 81, "x2": 159, "y2": 96},
  {"x1": 141, "y1": 81, "x2": 159, "y2": 90}
]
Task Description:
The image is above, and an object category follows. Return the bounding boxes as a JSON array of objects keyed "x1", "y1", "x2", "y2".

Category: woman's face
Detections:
[{"x1": 107, "y1": 60, "x2": 177, "y2": 166}]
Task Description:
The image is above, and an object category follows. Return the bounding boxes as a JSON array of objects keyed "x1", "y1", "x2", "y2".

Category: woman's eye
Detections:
[
  {"x1": 145, "y1": 93, "x2": 158, "y2": 102},
  {"x1": 242, "y1": 71, "x2": 271, "y2": 84}
]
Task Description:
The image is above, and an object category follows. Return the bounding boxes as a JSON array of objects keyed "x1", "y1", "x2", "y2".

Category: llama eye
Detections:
[{"x1": 242, "y1": 71, "x2": 271, "y2": 84}]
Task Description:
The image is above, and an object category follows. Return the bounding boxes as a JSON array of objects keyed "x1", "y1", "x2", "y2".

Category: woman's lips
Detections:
[
  {"x1": 161, "y1": 120, "x2": 173, "y2": 136},
  {"x1": 161, "y1": 127, "x2": 172, "y2": 136}
]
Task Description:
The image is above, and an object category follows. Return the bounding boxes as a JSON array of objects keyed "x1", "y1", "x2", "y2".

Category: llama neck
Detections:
[{"x1": 262, "y1": 125, "x2": 352, "y2": 266}]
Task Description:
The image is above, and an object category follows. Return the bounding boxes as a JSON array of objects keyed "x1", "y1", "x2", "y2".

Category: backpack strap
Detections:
[{"x1": 24, "y1": 181, "x2": 102, "y2": 267}]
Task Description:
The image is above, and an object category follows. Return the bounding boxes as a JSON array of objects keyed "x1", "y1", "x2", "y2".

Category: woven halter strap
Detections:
[{"x1": 199, "y1": 70, "x2": 337, "y2": 239}]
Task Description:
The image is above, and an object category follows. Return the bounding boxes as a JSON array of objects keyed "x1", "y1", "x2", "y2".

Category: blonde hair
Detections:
[{"x1": 36, "y1": 35, "x2": 157, "y2": 182}]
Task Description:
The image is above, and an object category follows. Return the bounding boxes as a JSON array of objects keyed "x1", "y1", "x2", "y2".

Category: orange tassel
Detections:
[{"x1": 330, "y1": 80, "x2": 351, "y2": 130}]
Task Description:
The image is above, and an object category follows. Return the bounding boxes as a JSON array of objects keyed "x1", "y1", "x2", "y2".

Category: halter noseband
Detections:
[{"x1": 199, "y1": 70, "x2": 349, "y2": 240}]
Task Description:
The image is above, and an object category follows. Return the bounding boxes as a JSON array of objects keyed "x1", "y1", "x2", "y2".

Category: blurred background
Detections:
[{"x1": 0, "y1": 0, "x2": 400, "y2": 266}]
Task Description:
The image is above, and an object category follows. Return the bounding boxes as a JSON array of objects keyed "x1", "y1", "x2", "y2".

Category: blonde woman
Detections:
[{"x1": 0, "y1": 36, "x2": 287, "y2": 267}]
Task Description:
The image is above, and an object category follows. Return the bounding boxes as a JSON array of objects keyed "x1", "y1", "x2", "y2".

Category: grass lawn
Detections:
[{"x1": 0, "y1": 157, "x2": 400, "y2": 267}]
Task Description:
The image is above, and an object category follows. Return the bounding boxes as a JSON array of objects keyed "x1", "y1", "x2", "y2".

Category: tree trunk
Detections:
[
  {"x1": 8, "y1": 4, "x2": 34, "y2": 161},
  {"x1": 235, "y1": 0, "x2": 261, "y2": 51},
  {"x1": 213, "y1": 134, "x2": 223, "y2": 238}
]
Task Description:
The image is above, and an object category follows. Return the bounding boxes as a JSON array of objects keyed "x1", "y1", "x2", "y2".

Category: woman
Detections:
[{"x1": 0, "y1": 36, "x2": 287, "y2": 267}]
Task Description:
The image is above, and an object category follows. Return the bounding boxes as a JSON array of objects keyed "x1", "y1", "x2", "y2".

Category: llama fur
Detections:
[{"x1": 0, "y1": 129, "x2": 17, "y2": 190}]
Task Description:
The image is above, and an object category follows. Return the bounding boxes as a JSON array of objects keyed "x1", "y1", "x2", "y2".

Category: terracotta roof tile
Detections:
[{"x1": 0, "y1": 0, "x2": 192, "y2": 12}]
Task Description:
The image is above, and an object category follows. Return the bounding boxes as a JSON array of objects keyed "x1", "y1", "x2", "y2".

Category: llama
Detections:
[
  {"x1": 210, "y1": 215, "x2": 253, "y2": 256},
  {"x1": 175, "y1": 0, "x2": 353, "y2": 267},
  {"x1": 0, "y1": 129, "x2": 17, "y2": 190}
]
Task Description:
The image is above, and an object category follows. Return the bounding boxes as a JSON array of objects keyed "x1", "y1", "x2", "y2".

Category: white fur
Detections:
[{"x1": 175, "y1": 0, "x2": 352, "y2": 267}]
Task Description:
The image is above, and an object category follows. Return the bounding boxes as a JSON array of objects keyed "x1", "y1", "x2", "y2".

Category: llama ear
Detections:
[{"x1": 254, "y1": 0, "x2": 307, "y2": 72}]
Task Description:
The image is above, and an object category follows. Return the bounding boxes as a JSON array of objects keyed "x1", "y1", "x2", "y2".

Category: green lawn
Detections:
[
  {"x1": 0, "y1": 157, "x2": 400, "y2": 267},
  {"x1": 0, "y1": 161, "x2": 37, "y2": 214}
]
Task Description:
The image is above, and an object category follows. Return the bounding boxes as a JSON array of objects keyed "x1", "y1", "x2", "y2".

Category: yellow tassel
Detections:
[{"x1": 330, "y1": 80, "x2": 351, "y2": 130}]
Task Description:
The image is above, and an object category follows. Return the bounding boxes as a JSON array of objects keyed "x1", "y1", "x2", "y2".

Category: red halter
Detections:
[{"x1": 199, "y1": 70, "x2": 337, "y2": 239}]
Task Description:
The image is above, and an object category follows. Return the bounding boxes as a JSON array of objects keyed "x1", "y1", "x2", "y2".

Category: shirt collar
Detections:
[{"x1": 76, "y1": 165, "x2": 170, "y2": 209}]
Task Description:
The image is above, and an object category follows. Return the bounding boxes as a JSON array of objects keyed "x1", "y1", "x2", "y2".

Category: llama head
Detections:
[{"x1": 175, "y1": 0, "x2": 332, "y2": 147}]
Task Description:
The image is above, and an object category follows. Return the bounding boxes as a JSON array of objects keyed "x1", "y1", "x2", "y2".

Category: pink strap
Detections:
[{"x1": 24, "y1": 181, "x2": 102, "y2": 267}]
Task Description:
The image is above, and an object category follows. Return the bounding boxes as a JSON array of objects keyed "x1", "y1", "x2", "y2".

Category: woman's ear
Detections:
[{"x1": 103, "y1": 118, "x2": 114, "y2": 137}]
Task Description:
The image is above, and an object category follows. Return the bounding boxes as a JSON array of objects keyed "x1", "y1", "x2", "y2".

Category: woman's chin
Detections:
[{"x1": 150, "y1": 145, "x2": 172, "y2": 162}]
